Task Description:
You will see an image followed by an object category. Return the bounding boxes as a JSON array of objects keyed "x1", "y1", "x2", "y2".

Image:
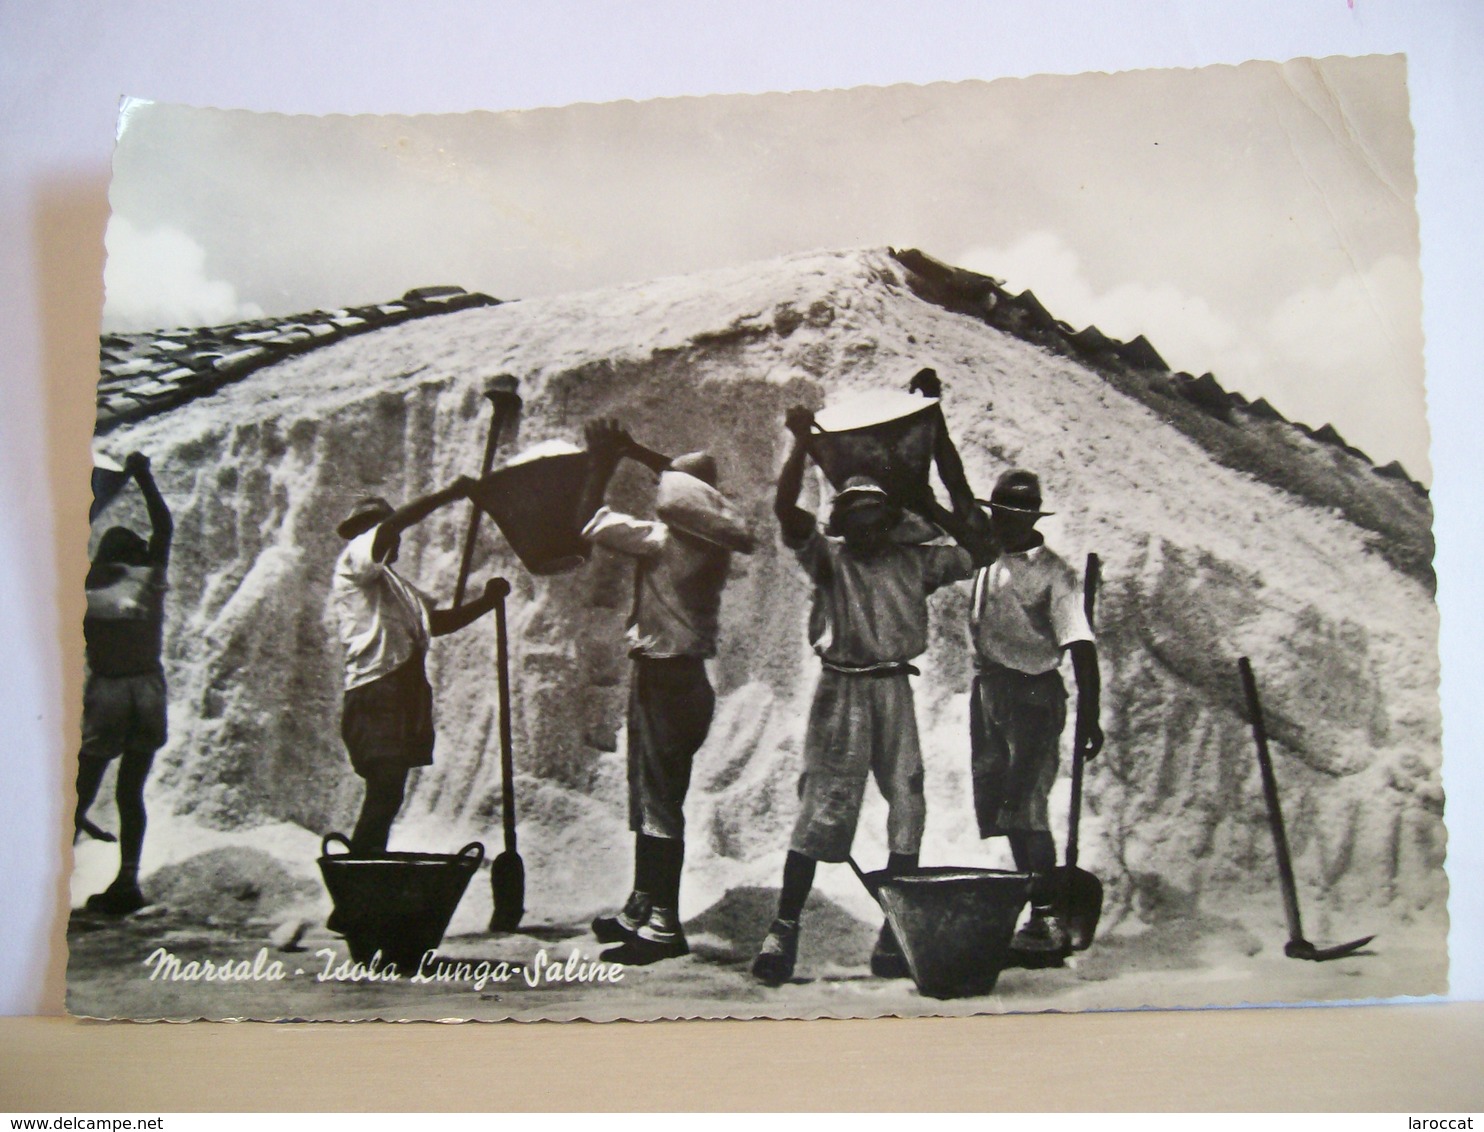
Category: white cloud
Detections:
[
  {"x1": 1262, "y1": 253, "x2": 1428, "y2": 476},
  {"x1": 102, "y1": 217, "x2": 264, "y2": 332},
  {"x1": 955, "y1": 233, "x2": 1429, "y2": 478},
  {"x1": 958, "y1": 232, "x2": 1260, "y2": 379}
]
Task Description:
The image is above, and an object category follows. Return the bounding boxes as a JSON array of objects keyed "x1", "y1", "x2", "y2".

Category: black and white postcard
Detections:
[{"x1": 67, "y1": 55, "x2": 1444, "y2": 1021}]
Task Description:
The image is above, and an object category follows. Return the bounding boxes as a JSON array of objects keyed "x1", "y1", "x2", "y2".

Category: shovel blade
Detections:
[
  {"x1": 488, "y1": 850, "x2": 525, "y2": 933},
  {"x1": 1285, "y1": 934, "x2": 1375, "y2": 962},
  {"x1": 1054, "y1": 865, "x2": 1104, "y2": 951}
]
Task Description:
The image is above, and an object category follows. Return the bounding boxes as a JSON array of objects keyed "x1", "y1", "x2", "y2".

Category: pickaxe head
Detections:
[{"x1": 1284, "y1": 935, "x2": 1375, "y2": 962}]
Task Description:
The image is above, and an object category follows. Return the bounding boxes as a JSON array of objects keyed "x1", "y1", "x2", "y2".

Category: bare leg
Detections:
[
  {"x1": 113, "y1": 746, "x2": 157, "y2": 887},
  {"x1": 74, "y1": 756, "x2": 116, "y2": 844},
  {"x1": 82, "y1": 748, "x2": 154, "y2": 914}
]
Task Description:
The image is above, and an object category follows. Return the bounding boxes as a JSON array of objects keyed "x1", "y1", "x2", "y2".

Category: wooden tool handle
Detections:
[
  {"x1": 1239, "y1": 657, "x2": 1305, "y2": 946},
  {"x1": 1066, "y1": 552, "x2": 1100, "y2": 870},
  {"x1": 452, "y1": 383, "x2": 521, "y2": 607},
  {"x1": 495, "y1": 590, "x2": 517, "y2": 852}
]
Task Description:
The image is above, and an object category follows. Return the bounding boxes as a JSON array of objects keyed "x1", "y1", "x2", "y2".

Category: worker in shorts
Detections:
[
  {"x1": 968, "y1": 469, "x2": 1101, "y2": 953},
  {"x1": 577, "y1": 419, "x2": 755, "y2": 966},
  {"x1": 331, "y1": 478, "x2": 506, "y2": 857},
  {"x1": 75, "y1": 451, "x2": 172, "y2": 914},
  {"x1": 752, "y1": 407, "x2": 976, "y2": 986}
]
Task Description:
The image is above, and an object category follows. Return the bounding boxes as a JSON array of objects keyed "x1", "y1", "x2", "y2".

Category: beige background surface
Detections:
[{"x1": 3, "y1": 1005, "x2": 1483, "y2": 1111}]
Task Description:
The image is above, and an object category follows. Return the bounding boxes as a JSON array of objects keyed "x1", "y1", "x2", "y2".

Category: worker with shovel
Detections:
[
  {"x1": 752, "y1": 407, "x2": 976, "y2": 986},
  {"x1": 331, "y1": 479, "x2": 507, "y2": 857},
  {"x1": 968, "y1": 470, "x2": 1101, "y2": 955},
  {"x1": 76, "y1": 451, "x2": 172, "y2": 915},
  {"x1": 577, "y1": 419, "x2": 756, "y2": 966}
]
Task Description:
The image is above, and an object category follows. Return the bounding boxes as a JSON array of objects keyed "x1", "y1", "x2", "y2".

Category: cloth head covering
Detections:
[
  {"x1": 668, "y1": 451, "x2": 718, "y2": 487},
  {"x1": 337, "y1": 496, "x2": 394, "y2": 540}
]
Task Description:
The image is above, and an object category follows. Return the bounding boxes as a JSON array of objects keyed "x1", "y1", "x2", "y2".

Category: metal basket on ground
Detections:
[
  {"x1": 862, "y1": 865, "x2": 1032, "y2": 999},
  {"x1": 318, "y1": 833, "x2": 484, "y2": 968}
]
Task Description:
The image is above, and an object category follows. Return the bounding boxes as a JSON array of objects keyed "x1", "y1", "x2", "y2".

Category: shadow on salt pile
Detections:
[{"x1": 683, "y1": 885, "x2": 876, "y2": 969}]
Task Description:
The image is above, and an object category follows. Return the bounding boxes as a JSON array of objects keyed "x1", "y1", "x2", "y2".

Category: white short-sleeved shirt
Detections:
[
  {"x1": 970, "y1": 544, "x2": 1093, "y2": 675},
  {"x1": 330, "y1": 529, "x2": 434, "y2": 690},
  {"x1": 582, "y1": 505, "x2": 731, "y2": 659}
]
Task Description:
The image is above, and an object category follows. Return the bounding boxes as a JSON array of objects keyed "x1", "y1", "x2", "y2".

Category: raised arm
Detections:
[
  {"x1": 774, "y1": 407, "x2": 816, "y2": 545},
  {"x1": 578, "y1": 419, "x2": 628, "y2": 528},
  {"x1": 372, "y1": 475, "x2": 476, "y2": 562},
  {"x1": 124, "y1": 452, "x2": 172, "y2": 566},
  {"x1": 904, "y1": 370, "x2": 999, "y2": 566},
  {"x1": 622, "y1": 435, "x2": 672, "y2": 476}
]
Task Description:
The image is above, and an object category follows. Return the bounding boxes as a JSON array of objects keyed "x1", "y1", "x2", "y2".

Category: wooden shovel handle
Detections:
[
  {"x1": 452, "y1": 384, "x2": 521, "y2": 607},
  {"x1": 494, "y1": 589, "x2": 517, "y2": 852},
  {"x1": 1066, "y1": 553, "x2": 1100, "y2": 869}
]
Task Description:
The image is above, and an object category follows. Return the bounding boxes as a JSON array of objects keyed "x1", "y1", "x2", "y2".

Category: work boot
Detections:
[
  {"x1": 85, "y1": 878, "x2": 147, "y2": 916},
  {"x1": 601, "y1": 905, "x2": 689, "y2": 966},
  {"x1": 1011, "y1": 906, "x2": 1070, "y2": 955},
  {"x1": 751, "y1": 918, "x2": 800, "y2": 986},
  {"x1": 592, "y1": 890, "x2": 651, "y2": 944},
  {"x1": 869, "y1": 921, "x2": 911, "y2": 979}
]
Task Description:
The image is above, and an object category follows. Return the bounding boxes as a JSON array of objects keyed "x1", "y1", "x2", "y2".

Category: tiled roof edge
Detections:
[{"x1": 96, "y1": 288, "x2": 500, "y2": 433}]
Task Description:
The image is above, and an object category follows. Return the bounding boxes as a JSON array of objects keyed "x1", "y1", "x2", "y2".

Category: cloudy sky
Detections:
[{"x1": 103, "y1": 54, "x2": 1429, "y2": 478}]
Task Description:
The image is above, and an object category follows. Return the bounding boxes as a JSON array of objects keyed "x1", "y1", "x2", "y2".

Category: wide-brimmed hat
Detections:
[
  {"x1": 337, "y1": 495, "x2": 394, "y2": 539},
  {"x1": 668, "y1": 451, "x2": 718, "y2": 487},
  {"x1": 827, "y1": 475, "x2": 901, "y2": 536},
  {"x1": 978, "y1": 469, "x2": 1052, "y2": 517}
]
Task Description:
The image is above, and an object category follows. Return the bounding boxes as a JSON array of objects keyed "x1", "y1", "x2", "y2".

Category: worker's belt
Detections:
[
  {"x1": 973, "y1": 659, "x2": 1066, "y2": 706},
  {"x1": 820, "y1": 660, "x2": 920, "y2": 677}
]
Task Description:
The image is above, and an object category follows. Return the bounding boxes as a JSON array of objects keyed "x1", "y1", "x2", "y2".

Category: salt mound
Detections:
[
  {"x1": 144, "y1": 847, "x2": 323, "y2": 923},
  {"x1": 96, "y1": 247, "x2": 1444, "y2": 996}
]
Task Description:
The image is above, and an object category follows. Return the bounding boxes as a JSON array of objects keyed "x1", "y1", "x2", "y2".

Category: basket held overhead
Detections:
[
  {"x1": 467, "y1": 441, "x2": 594, "y2": 576},
  {"x1": 807, "y1": 389, "x2": 944, "y2": 512}
]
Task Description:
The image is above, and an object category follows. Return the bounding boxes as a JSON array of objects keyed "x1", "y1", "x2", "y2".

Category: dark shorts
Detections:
[
  {"x1": 81, "y1": 670, "x2": 167, "y2": 761},
  {"x1": 627, "y1": 655, "x2": 715, "y2": 840},
  {"x1": 341, "y1": 654, "x2": 435, "y2": 778},
  {"x1": 969, "y1": 664, "x2": 1067, "y2": 836}
]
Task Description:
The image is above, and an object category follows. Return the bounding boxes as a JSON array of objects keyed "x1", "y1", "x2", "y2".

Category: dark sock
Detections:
[
  {"x1": 1008, "y1": 832, "x2": 1030, "y2": 873},
  {"x1": 776, "y1": 851, "x2": 817, "y2": 923},
  {"x1": 632, "y1": 836, "x2": 651, "y2": 896},
  {"x1": 350, "y1": 766, "x2": 408, "y2": 855},
  {"x1": 1010, "y1": 831, "x2": 1058, "y2": 905},
  {"x1": 649, "y1": 836, "x2": 684, "y2": 910},
  {"x1": 886, "y1": 852, "x2": 919, "y2": 876},
  {"x1": 634, "y1": 834, "x2": 665, "y2": 897}
]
